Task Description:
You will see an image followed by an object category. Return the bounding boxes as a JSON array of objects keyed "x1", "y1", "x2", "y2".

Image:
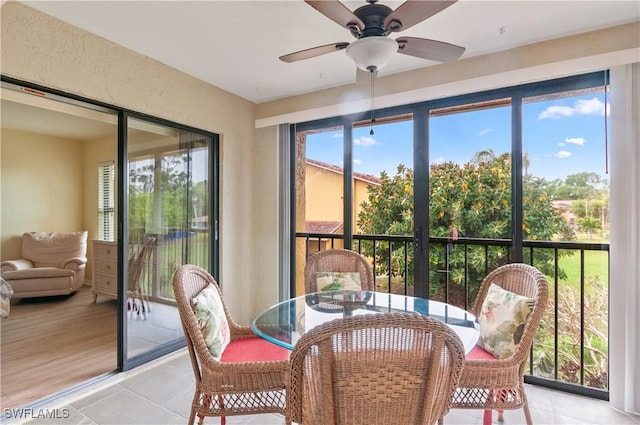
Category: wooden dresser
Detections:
[{"x1": 91, "y1": 240, "x2": 117, "y2": 302}]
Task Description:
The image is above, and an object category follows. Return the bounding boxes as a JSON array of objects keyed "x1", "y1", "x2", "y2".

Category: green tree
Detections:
[
  {"x1": 129, "y1": 154, "x2": 193, "y2": 232},
  {"x1": 356, "y1": 164, "x2": 414, "y2": 280},
  {"x1": 357, "y1": 152, "x2": 572, "y2": 304},
  {"x1": 555, "y1": 172, "x2": 605, "y2": 200},
  {"x1": 553, "y1": 172, "x2": 609, "y2": 239},
  {"x1": 577, "y1": 216, "x2": 600, "y2": 239}
]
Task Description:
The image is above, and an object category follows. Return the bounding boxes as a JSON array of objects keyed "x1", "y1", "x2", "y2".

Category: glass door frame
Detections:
[
  {"x1": 1, "y1": 75, "x2": 220, "y2": 373},
  {"x1": 119, "y1": 111, "x2": 219, "y2": 371}
]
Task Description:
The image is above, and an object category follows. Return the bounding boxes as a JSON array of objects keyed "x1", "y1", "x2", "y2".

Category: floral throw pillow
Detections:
[
  {"x1": 477, "y1": 283, "x2": 534, "y2": 359},
  {"x1": 315, "y1": 272, "x2": 362, "y2": 291},
  {"x1": 191, "y1": 284, "x2": 230, "y2": 361}
]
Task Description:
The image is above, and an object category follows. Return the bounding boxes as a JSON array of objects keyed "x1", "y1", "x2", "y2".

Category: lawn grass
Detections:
[{"x1": 556, "y1": 248, "x2": 609, "y2": 291}]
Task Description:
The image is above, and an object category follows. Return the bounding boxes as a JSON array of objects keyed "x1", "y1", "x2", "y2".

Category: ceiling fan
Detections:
[{"x1": 280, "y1": 0, "x2": 466, "y2": 77}]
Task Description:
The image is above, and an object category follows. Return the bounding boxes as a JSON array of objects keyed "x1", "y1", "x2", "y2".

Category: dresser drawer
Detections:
[
  {"x1": 93, "y1": 273, "x2": 117, "y2": 296},
  {"x1": 93, "y1": 258, "x2": 117, "y2": 276},
  {"x1": 92, "y1": 240, "x2": 118, "y2": 301},
  {"x1": 93, "y1": 242, "x2": 117, "y2": 259}
]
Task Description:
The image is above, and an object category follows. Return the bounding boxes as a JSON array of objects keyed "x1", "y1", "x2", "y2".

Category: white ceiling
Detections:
[{"x1": 21, "y1": 0, "x2": 640, "y2": 104}]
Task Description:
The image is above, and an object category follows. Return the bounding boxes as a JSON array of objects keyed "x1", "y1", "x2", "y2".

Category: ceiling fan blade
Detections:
[
  {"x1": 279, "y1": 42, "x2": 350, "y2": 63},
  {"x1": 384, "y1": 1, "x2": 457, "y2": 32},
  {"x1": 356, "y1": 68, "x2": 378, "y2": 86},
  {"x1": 305, "y1": 0, "x2": 364, "y2": 31},
  {"x1": 396, "y1": 37, "x2": 465, "y2": 62}
]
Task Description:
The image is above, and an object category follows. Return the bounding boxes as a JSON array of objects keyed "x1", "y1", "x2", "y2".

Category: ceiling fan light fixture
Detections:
[{"x1": 346, "y1": 36, "x2": 398, "y2": 72}]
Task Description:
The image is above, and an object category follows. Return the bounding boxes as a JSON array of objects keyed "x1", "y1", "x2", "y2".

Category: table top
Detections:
[{"x1": 251, "y1": 290, "x2": 479, "y2": 352}]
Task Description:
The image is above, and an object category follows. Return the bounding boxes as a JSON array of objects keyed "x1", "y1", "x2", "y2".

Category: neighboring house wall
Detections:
[
  {"x1": 305, "y1": 163, "x2": 344, "y2": 223},
  {"x1": 353, "y1": 176, "x2": 376, "y2": 231},
  {"x1": 305, "y1": 160, "x2": 379, "y2": 231},
  {"x1": 0, "y1": 128, "x2": 84, "y2": 259}
]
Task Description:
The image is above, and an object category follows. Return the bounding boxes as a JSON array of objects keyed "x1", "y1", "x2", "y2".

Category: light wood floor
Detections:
[{"x1": 0, "y1": 285, "x2": 117, "y2": 409}]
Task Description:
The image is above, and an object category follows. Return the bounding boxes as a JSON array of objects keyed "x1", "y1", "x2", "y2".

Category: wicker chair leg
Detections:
[
  {"x1": 523, "y1": 402, "x2": 534, "y2": 425},
  {"x1": 196, "y1": 394, "x2": 211, "y2": 425},
  {"x1": 498, "y1": 409, "x2": 504, "y2": 421},
  {"x1": 218, "y1": 394, "x2": 226, "y2": 425},
  {"x1": 483, "y1": 409, "x2": 493, "y2": 425}
]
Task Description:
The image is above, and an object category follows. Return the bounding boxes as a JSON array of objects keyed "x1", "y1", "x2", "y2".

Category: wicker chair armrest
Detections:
[
  {"x1": 459, "y1": 359, "x2": 522, "y2": 388},
  {"x1": 200, "y1": 359, "x2": 288, "y2": 390},
  {"x1": 229, "y1": 323, "x2": 256, "y2": 340}
]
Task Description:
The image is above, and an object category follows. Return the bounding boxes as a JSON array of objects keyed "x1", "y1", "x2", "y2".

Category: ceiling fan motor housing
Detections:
[
  {"x1": 280, "y1": 1, "x2": 465, "y2": 68},
  {"x1": 351, "y1": 3, "x2": 396, "y2": 38}
]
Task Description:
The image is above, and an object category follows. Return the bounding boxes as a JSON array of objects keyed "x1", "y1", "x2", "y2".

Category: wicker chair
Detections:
[
  {"x1": 127, "y1": 235, "x2": 156, "y2": 318},
  {"x1": 304, "y1": 249, "x2": 375, "y2": 293},
  {"x1": 448, "y1": 263, "x2": 549, "y2": 425},
  {"x1": 287, "y1": 312, "x2": 466, "y2": 425},
  {"x1": 172, "y1": 264, "x2": 290, "y2": 425}
]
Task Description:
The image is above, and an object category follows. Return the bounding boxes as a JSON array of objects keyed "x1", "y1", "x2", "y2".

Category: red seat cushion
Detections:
[
  {"x1": 466, "y1": 344, "x2": 498, "y2": 360},
  {"x1": 220, "y1": 336, "x2": 290, "y2": 363}
]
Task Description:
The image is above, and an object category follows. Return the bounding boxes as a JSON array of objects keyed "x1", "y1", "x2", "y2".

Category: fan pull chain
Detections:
[{"x1": 369, "y1": 68, "x2": 375, "y2": 136}]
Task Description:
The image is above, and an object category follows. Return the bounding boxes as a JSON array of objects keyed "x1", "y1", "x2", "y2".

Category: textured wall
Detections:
[
  {"x1": 256, "y1": 22, "x2": 640, "y2": 126},
  {"x1": 1, "y1": 2, "x2": 273, "y2": 323}
]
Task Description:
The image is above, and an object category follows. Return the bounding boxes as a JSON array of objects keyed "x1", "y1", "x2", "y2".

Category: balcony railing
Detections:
[
  {"x1": 297, "y1": 232, "x2": 610, "y2": 399},
  {"x1": 128, "y1": 228, "x2": 210, "y2": 302}
]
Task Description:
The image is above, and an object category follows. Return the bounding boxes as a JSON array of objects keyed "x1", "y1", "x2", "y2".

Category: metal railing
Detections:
[{"x1": 297, "y1": 232, "x2": 610, "y2": 399}]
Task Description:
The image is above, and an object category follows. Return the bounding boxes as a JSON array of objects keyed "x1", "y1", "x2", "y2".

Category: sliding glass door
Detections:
[
  {"x1": 291, "y1": 71, "x2": 611, "y2": 396},
  {"x1": 427, "y1": 100, "x2": 512, "y2": 308},
  {"x1": 124, "y1": 115, "x2": 216, "y2": 365}
]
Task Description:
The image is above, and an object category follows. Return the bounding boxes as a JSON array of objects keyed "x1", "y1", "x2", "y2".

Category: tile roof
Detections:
[{"x1": 305, "y1": 158, "x2": 381, "y2": 185}]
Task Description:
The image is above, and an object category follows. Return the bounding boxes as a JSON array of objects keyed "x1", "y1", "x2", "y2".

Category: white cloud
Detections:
[
  {"x1": 539, "y1": 106, "x2": 574, "y2": 119},
  {"x1": 555, "y1": 150, "x2": 573, "y2": 159},
  {"x1": 575, "y1": 98, "x2": 606, "y2": 115},
  {"x1": 354, "y1": 136, "x2": 376, "y2": 146},
  {"x1": 538, "y1": 97, "x2": 607, "y2": 120},
  {"x1": 478, "y1": 128, "x2": 493, "y2": 136},
  {"x1": 431, "y1": 156, "x2": 446, "y2": 164},
  {"x1": 331, "y1": 133, "x2": 342, "y2": 139},
  {"x1": 558, "y1": 142, "x2": 566, "y2": 146},
  {"x1": 353, "y1": 159, "x2": 362, "y2": 165},
  {"x1": 565, "y1": 137, "x2": 585, "y2": 146}
]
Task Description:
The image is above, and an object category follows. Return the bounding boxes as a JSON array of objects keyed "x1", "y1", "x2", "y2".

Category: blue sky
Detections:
[{"x1": 306, "y1": 91, "x2": 610, "y2": 182}]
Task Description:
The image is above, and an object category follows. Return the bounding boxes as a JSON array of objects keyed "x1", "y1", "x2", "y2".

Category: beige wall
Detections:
[
  {"x1": 252, "y1": 125, "x2": 281, "y2": 310},
  {"x1": 1, "y1": 128, "x2": 84, "y2": 259},
  {"x1": 1, "y1": 2, "x2": 268, "y2": 323}
]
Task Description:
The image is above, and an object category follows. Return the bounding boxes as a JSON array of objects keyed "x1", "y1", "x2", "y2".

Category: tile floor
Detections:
[{"x1": 5, "y1": 348, "x2": 639, "y2": 425}]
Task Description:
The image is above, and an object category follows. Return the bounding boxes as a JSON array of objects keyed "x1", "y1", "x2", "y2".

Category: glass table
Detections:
[{"x1": 251, "y1": 290, "x2": 479, "y2": 353}]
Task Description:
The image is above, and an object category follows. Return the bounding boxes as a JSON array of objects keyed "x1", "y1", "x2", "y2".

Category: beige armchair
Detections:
[{"x1": 1, "y1": 231, "x2": 88, "y2": 300}]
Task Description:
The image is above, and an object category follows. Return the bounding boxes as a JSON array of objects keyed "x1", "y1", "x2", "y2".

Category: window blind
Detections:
[{"x1": 98, "y1": 162, "x2": 115, "y2": 241}]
